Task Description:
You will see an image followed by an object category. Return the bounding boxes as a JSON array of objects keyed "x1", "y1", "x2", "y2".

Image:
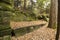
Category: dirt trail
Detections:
[
  {"x1": 11, "y1": 20, "x2": 56, "y2": 40},
  {"x1": 10, "y1": 20, "x2": 47, "y2": 29},
  {"x1": 12, "y1": 27, "x2": 56, "y2": 40}
]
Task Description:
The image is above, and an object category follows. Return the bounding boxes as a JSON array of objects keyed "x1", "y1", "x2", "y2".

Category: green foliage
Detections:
[
  {"x1": 0, "y1": 29, "x2": 12, "y2": 36},
  {"x1": 0, "y1": 11, "x2": 12, "y2": 36},
  {"x1": 0, "y1": 25, "x2": 11, "y2": 31},
  {"x1": 14, "y1": 27, "x2": 27, "y2": 36},
  {"x1": 0, "y1": 0, "x2": 50, "y2": 22},
  {"x1": 10, "y1": 11, "x2": 37, "y2": 21},
  {"x1": 8, "y1": 0, "x2": 50, "y2": 22},
  {"x1": 14, "y1": 25, "x2": 41, "y2": 36},
  {"x1": 0, "y1": 3, "x2": 13, "y2": 11},
  {"x1": 10, "y1": 10, "x2": 50, "y2": 21},
  {"x1": 0, "y1": 0, "x2": 14, "y2": 11},
  {"x1": 0, "y1": 35, "x2": 11, "y2": 40},
  {"x1": 37, "y1": 14, "x2": 49, "y2": 21},
  {"x1": 0, "y1": 11, "x2": 12, "y2": 24},
  {"x1": 52, "y1": 23, "x2": 57, "y2": 29},
  {"x1": 0, "y1": 37, "x2": 3, "y2": 40},
  {"x1": 3, "y1": 35, "x2": 11, "y2": 40}
]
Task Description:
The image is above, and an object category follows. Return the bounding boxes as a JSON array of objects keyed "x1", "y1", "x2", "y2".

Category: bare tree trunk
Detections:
[
  {"x1": 56, "y1": 23, "x2": 60, "y2": 40},
  {"x1": 24, "y1": 0, "x2": 26, "y2": 9},
  {"x1": 30, "y1": 0, "x2": 33, "y2": 10},
  {"x1": 30, "y1": 0, "x2": 34, "y2": 13},
  {"x1": 56, "y1": 0, "x2": 60, "y2": 40},
  {"x1": 48, "y1": 0, "x2": 58, "y2": 28}
]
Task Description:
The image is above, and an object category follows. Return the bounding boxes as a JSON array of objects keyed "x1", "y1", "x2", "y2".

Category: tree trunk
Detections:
[
  {"x1": 48, "y1": 0, "x2": 58, "y2": 28},
  {"x1": 56, "y1": 23, "x2": 60, "y2": 40},
  {"x1": 24, "y1": 0, "x2": 26, "y2": 9},
  {"x1": 30, "y1": 0, "x2": 33, "y2": 10},
  {"x1": 56, "y1": 0, "x2": 60, "y2": 40}
]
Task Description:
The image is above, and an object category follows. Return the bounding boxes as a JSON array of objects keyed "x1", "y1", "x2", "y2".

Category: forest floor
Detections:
[{"x1": 11, "y1": 20, "x2": 56, "y2": 40}]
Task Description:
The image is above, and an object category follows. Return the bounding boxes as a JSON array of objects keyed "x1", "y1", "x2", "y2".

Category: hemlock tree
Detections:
[{"x1": 48, "y1": 0, "x2": 58, "y2": 28}]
